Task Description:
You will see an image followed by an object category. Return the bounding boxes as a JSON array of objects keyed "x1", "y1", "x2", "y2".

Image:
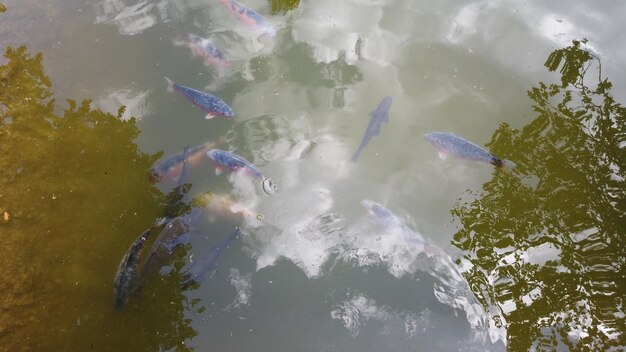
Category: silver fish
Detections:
[
  {"x1": 424, "y1": 132, "x2": 516, "y2": 169},
  {"x1": 351, "y1": 96, "x2": 392, "y2": 162}
]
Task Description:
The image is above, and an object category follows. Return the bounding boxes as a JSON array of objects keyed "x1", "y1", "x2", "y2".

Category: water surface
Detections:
[{"x1": 1, "y1": 0, "x2": 625, "y2": 351}]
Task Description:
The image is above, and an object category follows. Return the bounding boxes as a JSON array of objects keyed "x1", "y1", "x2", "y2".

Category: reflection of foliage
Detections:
[
  {"x1": 268, "y1": 0, "x2": 300, "y2": 14},
  {"x1": 0, "y1": 46, "x2": 195, "y2": 350},
  {"x1": 451, "y1": 40, "x2": 626, "y2": 351},
  {"x1": 0, "y1": 3, "x2": 5, "y2": 13}
]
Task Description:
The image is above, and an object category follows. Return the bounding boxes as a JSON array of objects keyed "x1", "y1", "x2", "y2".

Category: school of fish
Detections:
[{"x1": 114, "y1": 0, "x2": 518, "y2": 322}]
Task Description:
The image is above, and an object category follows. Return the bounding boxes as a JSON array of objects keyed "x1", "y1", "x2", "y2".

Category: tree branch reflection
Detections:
[
  {"x1": 451, "y1": 40, "x2": 626, "y2": 351},
  {"x1": 0, "y1": 45, "x2": 196, "y2": 351}
]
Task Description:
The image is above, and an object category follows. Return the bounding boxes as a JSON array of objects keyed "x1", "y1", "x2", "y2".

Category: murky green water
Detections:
[{"x1": 1, "y1": 1, "x2": 624, "y2": 351}]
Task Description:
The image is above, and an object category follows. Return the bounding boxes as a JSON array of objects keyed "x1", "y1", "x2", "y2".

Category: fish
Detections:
[
  {"x1": 351, "y1": 96, "x2": 392, "y2": 162},
  {"x1": 165, "y1": 77, "x2": 234, "y2": 119},
  {"x1": 174, "y1": 32, "x2": 229, "y2": 67},
  {"x1": 220, "y1": 0, "x2": 276, "y2": 37},
  {"x1": 206, "y1": 148, "x2": 263, "y2": 177},
  {"x1": 181, "y1": 227, "x2": 241, "y2": 288},
  {"x1": 361, "y1": 199, "x2": 438, "y2": 253},
  {"x1": 194, "y1": 191, "x2": 258, "y2": 220},
  {"x1": 149, "y1": 141, "x2": 219, "y2": 183},
  {"x1": 206, "y1": 149, "x2": 278, "y2": 194},
  {"x1": 113, "y1": 218, "x2": 169, "y2": 309},
  {"x1": 141, "y1": 208, "x2": 200, "y2": 280},
  {"x1": 424, "y1": 132, "x2": 516, "y2": 169}
]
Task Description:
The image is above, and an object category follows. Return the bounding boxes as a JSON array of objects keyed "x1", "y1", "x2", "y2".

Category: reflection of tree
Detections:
[
  {"x1": 451, "y1": 41, "x2": 626, "y2": 351},
  {"x1": 268, "y1": 0, "x2": 300, "y2": 14},
  {"x1": 0, "y1": 46, "x2": 195, "y2": 350}
]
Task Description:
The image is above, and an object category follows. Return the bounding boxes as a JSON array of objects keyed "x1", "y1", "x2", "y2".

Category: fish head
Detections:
[
  {"x1": 380, "y1": 96, "x2": 392, "y2": 110},
  {"x1": 206, "y1": 149, "x2": 222, "y2": 163},
  {"x1": 424, "y1": 132, "x2": 445, "y2": 146}
]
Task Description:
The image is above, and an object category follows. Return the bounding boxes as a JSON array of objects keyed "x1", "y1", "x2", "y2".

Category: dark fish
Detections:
[
  {"x1": 142, "y1": 148, "x2": 197, "y2": 279},
  {"x1": 150, "y1": 142, "x2": 218, "y2": 183},
  {"x1": 113, "y1": 218, "x2": 168, "y2": 309},
  {"x1": 351, "y1": 96, "x2": 392, "y2": 162},
  {"x1": 114, "y1": 148, "x2": 193, "y2": 309},
  {"x1": 220, "y1": 0, "x2": 276, "y2": 37},
  {"x1": 165, "y1": 77, "x2": 234, "y2": 119},
  {"x1": 424, "y1": 132, "x2": 516, "y2": 169},
  {"x1": 174, "y1": 32, "x2": 229, "y2": 67},
  {"x1": 182, "y1": 227, "x2": 241, "y2": 288},
  {"x1": 141, "y1": 209, "x2": 200, "y2": 280}
]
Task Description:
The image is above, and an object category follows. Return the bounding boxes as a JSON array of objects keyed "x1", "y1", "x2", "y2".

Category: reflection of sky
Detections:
[
  {"x1": 331, "y1": 293, "x2": 432, "y2": 338},
  {"x1": 94, "y1": 86, "x2": 152, "y2": 120}
]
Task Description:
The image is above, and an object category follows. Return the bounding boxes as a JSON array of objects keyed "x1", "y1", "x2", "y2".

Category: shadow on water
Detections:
[
  {"x1": 0, "y1": 43, "x2": 197, "y2": 350},
  {"x1": 451, "y1": 40, "x2": 626, "y2": 351}
]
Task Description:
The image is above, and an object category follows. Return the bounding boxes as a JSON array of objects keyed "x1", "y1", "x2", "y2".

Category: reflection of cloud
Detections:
[
  {"x1": 291, "y1": 0, "x2": 407, "y2": 65},
  {"x1": 94, "y1": 0, "x2": 186, "y2": 35},
  {"x1": 225, "y1": 268, "x2": 252, "y2": 310},
  {"x1": 331, "y1": 293, "x2": 432, "y2": 338},
  {"x1": 95, "y1": 0, "x2": 157, "y2": 35},
  {"x1": 94, "y1": 87, "x2": 152, "y2": 121}
]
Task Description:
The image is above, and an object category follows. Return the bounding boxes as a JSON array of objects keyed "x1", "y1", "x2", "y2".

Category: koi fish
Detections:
[
  {"x1": 165, "y1": 77, "x2": 234, "y2": 119},
  {"x1": 174, "y1": 32, "x2": 229, "y2": 67},
  {"x1": 220, "y1": 0, "x2": 276, "y2": 37},
  {"x1": 424, "y1": 132, "x2": 516, "y2": 169},
  {"x1": 351, "y1": 96, "x2": 392, "y2": 162},
  {"x1": 194, "y1": 191, "x2": 258, "y2": 220},
  {"x1": 150, "y1": 141, "x2": 219, "y2": 183},
  {"x1": 181, "y1": 227, "x2": 241, "y2": 288}
]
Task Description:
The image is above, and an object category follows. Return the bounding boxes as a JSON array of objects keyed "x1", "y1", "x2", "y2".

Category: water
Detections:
[{"x1": 1, "y1": 1, "x2": 625, "y2": 351}]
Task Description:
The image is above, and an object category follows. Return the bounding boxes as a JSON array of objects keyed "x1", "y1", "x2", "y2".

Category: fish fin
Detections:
[
  {"x1": 177, "y1": 145, "x2": 191, "y2": 187},
  {"x1": 215, "y1": 166, "x2": 223, "y2": 176},
  {"x1": 205, "y1": 113, "x2": 215, "y2": 119},
  {"x1": 438, "y1": 151, "x2": 448, "y2": 160},
  {"x1": 164, "y1": 77, "x2": 175, "y2": 93}
]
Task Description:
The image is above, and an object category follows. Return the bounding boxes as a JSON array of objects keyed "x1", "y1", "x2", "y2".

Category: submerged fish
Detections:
[
  {"x1": 165, "y1": 77, "x2": 234, "y2": 119},
  {"x1": 194, "y1": 191, "x2": 258, "y2": 220},
  {"x1": 220, "y1": 0, "x2": 276, "y2": 37},
  {"x1": 150, "y1": 141, "x2": 219, "y2": 183},
  {"x1": 182, "y1": 227, "x2": 241, "y2": 288},
  {"x1": 351, "y1": 96, "x2": 392, "y2": 162},
  {"x1": 141, "y1": 208, "x2": 200, "y2": 280},
  {"x1": 174, "y1": 32, "x2": 229, "y2": 67},
  {"x1": 113, "y1": 218, "x2": 168, "y2": 309},
  {"x1": 361, "y1": 199, "x2": 437, "y2": 252},
  {"x1": 424, "y1": 132, "x2": 516, "y2": 169}
]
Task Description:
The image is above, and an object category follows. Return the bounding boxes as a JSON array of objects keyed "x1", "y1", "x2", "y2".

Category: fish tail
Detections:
[
  {"x1": 500, "y1": 159, "x2": 517, "y2": 170},
  {"x1": 350, "y1": 150, "x2": 361, "y2": 162},
  {"x1": 492, "y1": 158, "x2": 516, "y2": 170},
  {"x1": 164, "y1": 76, "x2": 175, "y2": 93}
]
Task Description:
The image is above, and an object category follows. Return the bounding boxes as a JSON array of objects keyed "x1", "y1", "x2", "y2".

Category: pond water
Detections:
[{"x1": 1, "y1": 0, "x2": 624, "y2": 351}]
